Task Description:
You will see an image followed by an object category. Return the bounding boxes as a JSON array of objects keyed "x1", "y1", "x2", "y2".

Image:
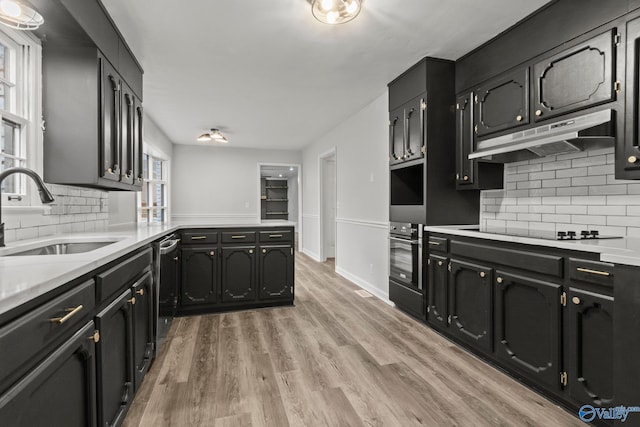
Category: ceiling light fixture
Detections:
[
  {"x1": 310, "y1": 0, "x2": 361, "y2": 25},
  {"x1": 197, "y1": 128, "x2": 229, "y2": 144},
  {"x1": 0, "y1": 0, "x2": 43, "y2": 30}
]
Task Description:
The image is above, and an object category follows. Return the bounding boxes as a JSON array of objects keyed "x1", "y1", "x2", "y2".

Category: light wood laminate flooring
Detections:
[{"x1": 124, "y1": 252, "x2": 584, "y2": 427}]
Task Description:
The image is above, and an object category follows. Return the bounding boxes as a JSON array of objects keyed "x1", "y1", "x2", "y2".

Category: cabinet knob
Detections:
[
  {"x1": 456, "y1": 103, "x2": 460, "y2": 110},
  {"x1": 572, "y1": 296, "x2": 581, "y2": 305},
  {"x1": 535, "y1": 110, "x2": 542, "y2": 117},
  {"x1": 128, "y1": 297, "x2": 136, "y2": 305},
  {"x1": 629, "y1": 155, "x2": 638, "y2": 164},
  {"x1": 173, "y1": 256, "x2": 179, "y2": 262},
  {"x1": 496, "y1": 277, "x2": 503, "y2": 284},
  {"x1": 516, "y1": 115, "x2": 523, "y2": 122},
  {"x1": 209, "y1": 251, "x2": 215, "y2": 256},
  {"x1": 262, "y1": 249, "x2": 267, "y2": 254},
  {"x1": 479, "y1": 271, "x2": 486, "y2": 278},
  {"x1": 107, "y1": 168, "x2": 113, "y2": 173},
  {"x1": 249, "y1": 249, "x2": 254, "y2": 254},
  {"x1": 463, "y1": 175, "x2": 469, "y2": 181},
  {"x1": 438, "y1": 260, "x2": 443, "y2": 266},
  {"x1": 89, "y1": 331, "x2": 100, "y2": 343},
  {"x1": 136, "y1": 289, "x2": 145, "y2": 296}
]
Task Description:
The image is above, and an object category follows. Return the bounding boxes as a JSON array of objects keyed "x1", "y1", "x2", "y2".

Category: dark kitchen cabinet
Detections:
[
  {"x1": 131, "y1": 271, "x2": 154, "y2": 392},
  {"x1": 0, "y1": 321, "x2": 98, "y2": 427},
  {"x1": 427, "y1": 254, "x2": 448, "y2": 328},
  {"x1": 565, "y1": 287, "x2": 614, "y2": 407},
  {"x1": 95, "y1": 289, "x2": 135, "y2": 427},
  {"x1": 259, "y1": 245, "x2": 294, "y2": 300},
  {"x1": 120, "y1": 82, "x2": 143, "y2": 186},
  {"x1": 448, "y1": 259, "x2": 493, "y2": 352},
  {"x1": 100, "y1": 57, "x2": 121, "y2": 182},
  {"x1": 622, "y1": 15, "x2": 640, "y2": 179},
  {"x1": 221, "y1": 247, "x2": 257, "y2": 302},
  {"x1": 389, "y1": 106, "x2": 405, "y2": 165},
  {"x1": 474, "y1": 67, "x2": 529, "y2": 136},
  {"x1": 533, "y1": 29, "x2": 618, "y2": 122},
  {"x1": 389, "y1": 97, "x2": 426, "y2": 165},
  {"x1": 494, "y1": 270, "x2": 562, "y2": 390},
  {"x1": 181, "y1": 247, "x2": 218, "y2": 306},
  {"x1": 455, "y1": 93, "x2": 504, "y2": 190}
]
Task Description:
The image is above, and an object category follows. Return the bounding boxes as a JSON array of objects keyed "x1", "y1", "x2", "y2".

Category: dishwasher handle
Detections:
[{"x1": 160, "y1": 239, "x2": 180, "y2": 255}]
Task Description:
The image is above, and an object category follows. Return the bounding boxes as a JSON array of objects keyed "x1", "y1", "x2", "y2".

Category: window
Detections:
[
  {"x1": 0, "y1": 27, "x2": 41, "y2": 205},
  {"x1": 138, "y1": 152, "x2": 169, "y2": 223}
]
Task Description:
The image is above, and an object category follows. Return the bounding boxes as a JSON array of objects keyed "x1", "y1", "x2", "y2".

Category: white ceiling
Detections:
[{"x1": 101, "y1": 0, "x2": 551, "y2": 150}]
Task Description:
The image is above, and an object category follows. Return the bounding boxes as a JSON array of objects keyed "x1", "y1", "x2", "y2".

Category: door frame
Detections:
[
  {"x1": 318, "y1": 148, "x2": 337, "y2": 263},
  {"x1": 257, "y1": 162, "x2": 302, "y2": 251}
]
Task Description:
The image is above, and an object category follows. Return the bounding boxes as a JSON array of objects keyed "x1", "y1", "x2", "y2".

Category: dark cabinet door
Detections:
[
  {"x1": 0, "y1": 321, "x2": 98, "y2": 427},
  {"x1": 455, "y1": 93, "x2": 475, "y2": 186},
  {"x1": 494, "y1": 271, "x2": 562, "y2": 390},
  {"x1": 623, "y1": 16, "x2": 640, "y2": 179},
  {"x1": 389, "y1": 107, "x2": 404, "y2": 164},
  {"x1": 95, "y1": 289, "x2": 134, "y2": 427},
  {"x1": 427, "y1": 254, "x2": 448, "y2": 328},
  {"x1": 566, "y1": 288, "x2": 614, "y2": 407},
  {"x1": 449, "y1": 260, "x2": 493, "y2": 352},
  {"x1": 120, "y1": 84, "x2": 135, "y2": 185},
  {"x1": 181, "y1": 247, "x2": 218, "y2": 306},
  {"x1": 259, "y1": 245, "x2": 294, "y2": 300},
  {"x1": 131, "y1": 271, "x2": 154, "y2": 392},
  {"x1": 533, "y1": 29, "x2": 617, "y2": 121},
  {"x1": 221, "y1": 246, "x2": 256, "y2": 302},
  {"x1": 404, "y1": 97, "x2": 426, "y2": 162},
  {"x1": 474, "y1": 67, "x2": 529, "y2": 136},
  {"x1": 100, "y1": 56, "x2": 121, "y2": 182}
]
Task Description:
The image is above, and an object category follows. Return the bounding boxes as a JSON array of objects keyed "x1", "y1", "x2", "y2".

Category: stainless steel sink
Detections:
[{"x1": 3, "y1": 240, "x2": 119, "y2": 256}]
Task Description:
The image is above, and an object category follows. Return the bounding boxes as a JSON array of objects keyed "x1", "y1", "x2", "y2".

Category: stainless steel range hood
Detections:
[{"x1": 468, "y1": 109, "x2": 615, "y2": 163}]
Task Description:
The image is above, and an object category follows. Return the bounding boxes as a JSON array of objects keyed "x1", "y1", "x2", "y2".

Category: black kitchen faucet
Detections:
[{"x1": 0, "y1": 167, "x2": 55, "y2": 247}]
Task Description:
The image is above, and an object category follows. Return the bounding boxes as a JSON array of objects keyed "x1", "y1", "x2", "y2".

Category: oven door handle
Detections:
[{"x1": 388, "y1": 236, "x2": 421, "y2": 245}]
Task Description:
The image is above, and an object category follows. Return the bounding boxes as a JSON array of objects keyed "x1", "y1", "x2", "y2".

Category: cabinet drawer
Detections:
[
  {"x1": 389, "y1": 280, "x2": 424, "y2": 319},
  {"x1": 182, "y1": 231, "x2": 218, "y2": 245},
  {"x1": 222, "y1": 232, "x2": 256, "y2": 244},
  {"x1": 0, "y1": 279, "x2": 95, "y2": 393},
  {"x1": 259, "y1": 230, "x2": 292, "y2": 243},
  {"x1": 568, "y1": 258, "x2": 615, "y2": 288},
  {"x1": 426, "y1": 236, "x2": 448, "y2": 253},
  {"x1": 96, "y1": 247, "x2": 152, "y2": 302}
]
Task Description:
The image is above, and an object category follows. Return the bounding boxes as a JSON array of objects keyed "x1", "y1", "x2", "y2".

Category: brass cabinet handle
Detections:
[
  {"x1": 209, "y1": 251, "x2": 215, "y2": 256},
  {"x1": 516, "y1": 115, "x2": 523, "y2": 122},
  {"x1": 269, "y1": 234, "x2": 283, "y2": 238},
  {"x1": 232, "y1": 235, "x2": 246, "y2": 239},
  {"x1": 572, "y1": 297, "x2": 581, "y2": 305},
  {"x1": 49, "y1": 305, "x2": 83, "y2": 324},
  {"x1": 576, "y1": 267, "x2": 610, "y2": 277},
  {"x1": 262, "y1": 249, "x2": 267, "y2": 254},
  {"x1": 89, "y1": 331, "x2": 100, "y2": 343},
  {"x1": 496, "y1": 277, "x2": 503, "y2": 284},
  {"x1": 629, "y1": 155, "x2": 638, "y2": 164},
  {"x1": 479, "y1": 271, "x2": 486, "y2": 278},
  {"x1": 128, "y1": 297, "x2": 136, "y2": 305},
  {"x1": 428, "y1": 241, "x2": 441, "y2": 246},
  {"x1": 535, "y1": 110, "x2": 542, "y2": 116},
  {"x1": 136, "y1": 289, "x2": 145, "y2": 296},
  {"x1": 191, "y1": 236, "x2": 207, "y2": 240}
]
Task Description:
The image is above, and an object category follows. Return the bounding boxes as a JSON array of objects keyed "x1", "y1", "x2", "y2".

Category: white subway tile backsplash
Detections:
[{"x1": 479, "y1": 147, "x2": 639, "y2": 237}]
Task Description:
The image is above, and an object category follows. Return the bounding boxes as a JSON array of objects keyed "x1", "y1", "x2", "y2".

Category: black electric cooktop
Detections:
[{"x1": 479, "y1": 228, "x2": 624, "y2": 241}]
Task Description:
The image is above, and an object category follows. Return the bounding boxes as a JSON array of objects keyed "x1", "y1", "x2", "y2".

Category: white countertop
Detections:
[
  {"x1": 0, "y1": 222, "x2": 295, "y2": 318},
  {"x1": 424, "y1": 225, "x2": 640, "y2": 267}
]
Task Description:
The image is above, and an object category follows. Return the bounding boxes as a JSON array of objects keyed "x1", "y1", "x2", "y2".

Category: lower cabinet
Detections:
[
  {"x1": 448, "y1": 259, "x2": 493, "y2": 352},
  {"x1": 427, "y1": 254, "x2": 448, "y2": 328},
  {"x1": 0, "y1": 321, "x2": 98, "y2": 427},
  {"x1": 565, "y1": 287, "x2": 614, "y2": 406},
  {"x1": 494, "y1": 270, "x2": 562, "y2": 390},
  {"x1": 95, "y1": 289, "x2": 135, "y2": 427},
  {"x1": 221, "y1": 246, "x2": 256, "y2": 302},
  {"x1": 259, "y1": 245, "x2": 294, "y2": 300},
  {"x1": 181, "y1": 247, "x2": 218, "y2": 305},
  {"x1": 132, "y1": 271, "x2": 154, "y2": 391}
]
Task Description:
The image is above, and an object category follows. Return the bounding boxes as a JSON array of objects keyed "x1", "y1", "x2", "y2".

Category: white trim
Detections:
[
  {"x1": 318, "y1": 147, "x2": 337, "y2": 262},
  {"x1": 335, "y1": 266, "x2": 392, "y2": 305},
  {"x1": 302, "y1": 213, "x2": 319, "y2": 219},
  {"x1": 302, "y1": 247, "x2": 321, "y2": 262},
  {"x1": 335, "y1": 217, "x2": 388, "y2": 229}
]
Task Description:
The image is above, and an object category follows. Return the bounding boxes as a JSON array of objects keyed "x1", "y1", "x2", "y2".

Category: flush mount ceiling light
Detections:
[
  {"x1": 310, "y1": 0, "x2": 361, "y2": 25},
  {"x1": 0, "y1": 0, "x2": 44, "y2": 30},
  {"x1": 197, "y1": 128, "x2": 229, "y2": 143}
]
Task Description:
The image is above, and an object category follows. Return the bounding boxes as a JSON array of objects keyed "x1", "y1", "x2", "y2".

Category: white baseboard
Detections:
[
  {"x1": 302, "y1": 248, "x2": 321, "y2": 262},
  {"x1": 335, "y1": 266, "x2": 392, "y2": 305}
]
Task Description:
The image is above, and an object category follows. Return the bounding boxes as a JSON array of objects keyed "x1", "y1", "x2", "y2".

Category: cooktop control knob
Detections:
[
  {"x1": 567, "y1": 231, "x2": 576, "y2": 239},
  {"x1": 581, "y1": 230, "x2": 590, "y2": 239},
  {"x1": 557, "y1": 231, "x2": 567, "y2": 239},
  {"x1": 590, "y1": 230, "x2": 599, "y2": 238}
]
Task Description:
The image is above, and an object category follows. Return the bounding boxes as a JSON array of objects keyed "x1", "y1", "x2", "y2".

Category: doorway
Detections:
[
  {"x1": 258, "y1": 163, "x2": 302, "y2": 248},
  {"x1": 319, "y1": 149, "x2": 336, "y2": 264}
]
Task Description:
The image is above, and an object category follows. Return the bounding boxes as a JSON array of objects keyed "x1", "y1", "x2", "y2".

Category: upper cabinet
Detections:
[
  {"x1": 474, "y1": 67, "x2": 529, "y2": 137},
  {"x1": 533, "y1": 29, "x2": 618, "y2": 122},
  {"x1": 33, "y1": 0, "x2": 144, "y2": 190},
  {"x1": 622, "y1": 15, "x2": 640, "y2": 179}
]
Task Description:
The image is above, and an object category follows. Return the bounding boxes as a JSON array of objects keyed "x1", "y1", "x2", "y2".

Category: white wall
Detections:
[
  {"x1": 172, "y1": 146, "x2": 301, "y2": 223},
  {"x1": 108, "y1": 114, "x2": 174, "y2": 226},
  {"x1": 301, "y1": 91, "x2": 390, "y2": 301},
  {"x1": 287, "y1": 174, "x2": 299, "y2": 228}
]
